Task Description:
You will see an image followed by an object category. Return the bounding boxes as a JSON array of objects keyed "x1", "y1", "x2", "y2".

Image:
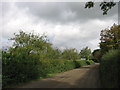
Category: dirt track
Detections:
[{"x1": 18, "y1": 63, "x2": 101, "y2": 88}]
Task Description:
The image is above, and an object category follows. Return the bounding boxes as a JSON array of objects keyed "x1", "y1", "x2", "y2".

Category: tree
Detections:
[
  {"x1": 79, "y1": 47, "x2": 92, "y2": 60},
  {"x1": 62, "y1": 48, "x2": 79, "y2": 60},
  {"x1": 100, "y1": 24, "x2": 120, "y2": 54},
  {"x1": 92, "y1": 49, "x2": 101, "y2": 62},
  {"x1": 10, "y1": 31, "x2": 52, "y2": 60},
  {"x1": 45, "y1": 48, "x2": 62, "y2": 60},
  {"x1": 2, "y1": 31, "x2": 53, "y2": 85},
  {"x1": 85, "y1": 1, "x2": 116, "y2": 15}
]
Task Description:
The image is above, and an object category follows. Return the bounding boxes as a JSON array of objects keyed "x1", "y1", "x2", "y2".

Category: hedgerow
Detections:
[
  {"x1": 100, "y1": 49, "x2": 120, "y2": 88},
  {"x1": 86, "y1": 60, "x2": 95, "y2": 65},
  {"x1": 2, "y1": 51, "x2": 41, "y2": 87},
  {"x1": 77, "y1": 60, "x2": 88, "y2": 67},
  {"x1": 2, "y1": 31, "x2": 95, "y2": 88},
  {"x1": 2, "y1": 53, "x2": 95, "y2": 88}
]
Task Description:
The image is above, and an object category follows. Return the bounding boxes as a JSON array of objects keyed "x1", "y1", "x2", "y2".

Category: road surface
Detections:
[{"x1": 18, "y1": 63, "x2": 101, "y2": 88}]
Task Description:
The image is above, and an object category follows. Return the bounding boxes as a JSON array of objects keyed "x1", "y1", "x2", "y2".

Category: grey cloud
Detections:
[
  {"x1": 15, "y1": 2, "x2": 118, "y2": 24},
  {"x1": 1, "y1": 2, "x2": 118, "y2": 51},
  {"x1": 1, "y1": 2, "x2": 12, "y2": 15}
]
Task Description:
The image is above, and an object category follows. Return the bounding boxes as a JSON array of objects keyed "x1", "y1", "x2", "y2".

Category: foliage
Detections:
[
  {"x1": 78, "y1": 60, "x2": 88, "y2": 67},
  {"x1": 85, "y1": 1, "x2": 94, "y2": 8},
  {"x1": 2, "y1": 49, "x2": 41, "y2": 87},
  {"x1": 79, "y1": 47, "x2": 92, "y2": 60},
  {"x1": 99, "y1": 24, "x2": 120, "y2": 88},
  {"x1": 62, "y1": 48, "x2": 79, "y2": 60},
  {"x1": 86, "y1": 60, "x2": 95, "y2": 65},
  {"x1": 85, "y1": 1, "x2": 116, "y2": 15},
  {"x1": 100, "y1": 49, "x2": 120, "y2": 88},
  {"x1": 75, "y1": 60, "x2": 88, "y2": 67},
  {"x1": 44, "y1": 48, "x2": 62, "y2": 60},
  {"x1": 2, "y1": 31, "x2": 96, "y2": 87},
  {"x1": 2, "y1": 31, "x2": 52, "y2": 87},
  {"x1": 92, "y1": 49, "x2": 101, "y2": 62},
  {"x1": 10, "y1": 31, "x2": 53, "y2": 60},
  {"x1": 39, "y1": 59, "x2": 76, "y2": 77},
  {"x1": 100, "y1": 24, "x2": 120, "y2": 55}
]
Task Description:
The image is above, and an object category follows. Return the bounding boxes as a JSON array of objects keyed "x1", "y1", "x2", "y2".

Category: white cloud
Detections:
[{"x1": 1, "y1": 2, "x2": 118, "y2": 51}]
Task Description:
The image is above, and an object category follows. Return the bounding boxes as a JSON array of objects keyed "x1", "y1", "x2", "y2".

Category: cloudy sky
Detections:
[{"x1": 0, "y1": 1, "x2": 118, "y2": 51}]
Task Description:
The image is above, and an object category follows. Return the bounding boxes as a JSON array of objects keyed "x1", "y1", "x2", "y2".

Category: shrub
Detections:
[
  {"x1": 2, "y1": 51, "x2": 41, "y2": 87},
  {"x1": 2, "y1": 53, "x2": 95, "y2": 88},
  {"x1": 100, "y1": 49, "x2": 120, "y2": 88},
  {"x1": 86, "y1": 60, "x2": 95, "y2": 65},
  {"x1": 76, "y1": 60, "x2": 88, "y2": 67},
  {"x1": 79, "y1": 60, "x2": 88, "y2": 66},
  {"x1": 39, "y1": 59, "x2": 76, "y2": 76}
]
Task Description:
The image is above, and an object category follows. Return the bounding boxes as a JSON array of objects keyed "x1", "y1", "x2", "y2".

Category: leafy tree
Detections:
[
  {"x1": 10, "y1": 31, "x2": 52, "y2": 60},
  {"x1": 79, "y1": 47, "x2": 92, "y2": 60},
  {"x1": 85, "y1": 1, "x2": 116, "y2": 15},
  {"x1": 45, "y1": 48, "x2": 62, "y2": 60},
  {"x1": 92, "y1": 49, "x2": 101, "y2": 62},
  {"x1": 62, "y1": 48, "x2": 79, "y2": 60},
  {"x1": 2, "y1": 31, "x2": 54, "y2": 86},
  {"x1": 100, "y1": 24, "x2": 120, "y2": 54}
]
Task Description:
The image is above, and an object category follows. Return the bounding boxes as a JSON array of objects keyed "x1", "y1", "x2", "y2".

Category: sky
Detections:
[{"x1": 0, "y1": 1, "x2": 118, "y2": 51}]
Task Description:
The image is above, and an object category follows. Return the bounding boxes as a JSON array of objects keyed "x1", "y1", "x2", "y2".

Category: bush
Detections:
[
  {"x1": 86, "y1": 60, "x2": 95, "y2": 65},
  {"x1": 39, "y1": 59, "x2": 95, "y2": 77},
  {"x1": 75, "y1": 60, "x2": 88, "y2": 67},
  {"x1": 100, "y1": 49, "x2": 120, "y2": 88},
  {"x1": 39, "y1": 59, "x2": 76, "y2": 76},
  {"x1": 2, "y1": 51, "x2": 41, "y2": 87},
  {"x1": 2, "y1": 52, "x2": 95, "y2": 88},
  {"x1": 79, "y1": 60, "x2": 88, "y2": 66},
  {"x1": 2, "y1": 31, "x2": 96, "y2": 88}
]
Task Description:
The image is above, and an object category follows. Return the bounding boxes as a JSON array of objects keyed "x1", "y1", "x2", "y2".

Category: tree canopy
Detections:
[
  {"x1": 100, "y1": 24, "x2": 120, "y2": 54},
  {"x1": 62, "y1": 48, "x2": 79, "y2": 60},
  {"x1": 79, "y1": 47, "x2": 92, "y2": 60}
]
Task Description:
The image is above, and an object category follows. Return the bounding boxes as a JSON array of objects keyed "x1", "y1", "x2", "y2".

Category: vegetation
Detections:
[
  {"x1": 92, "y1": 49, "x2": 101, "y2": 62},
  {"x1": 2, "y1": 31, "x2": 95, "y2": 87},
  {"x1": 79, "y1": 47, "x2": 92, "y2": 60},
  {"x1": 86, "y1": 60, "x2": 95, "y2": 65},
  {"x1": 62, "y1": 48, "x2": 79, "y2": 60},
  {"x1": 85, "y1": 1, "x2": 116, "y2": 15},
  {"x1": 100, "y1": 24, "x2": 120, "y2": 54},
  {"x1": 99, "y1": 24, "x2": 120, "y2": 88},
  {"x1": 100, "y1": 49, "x2": 120, "y2": 88}
]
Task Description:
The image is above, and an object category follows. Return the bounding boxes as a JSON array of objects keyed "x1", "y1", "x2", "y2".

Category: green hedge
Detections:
[
  {"x1": 74, "y1": 60, "x2": 95, "y2": 67},
  {"x1": 39, "y1": 59, "x2": 76, "y2": 77},
  {"x1": 86, "y1": 60, "x2": 95, "y2": 65},
  {"x1": 2, "y1": 51, "x2": 41, "y2": 87},
  {"x1": 100, "y1": 49, "x2": 120, "y2": 88},
  {"x1": 2, "y1": 52, "x2": 95, "y2": 88},
  {"x1": 77, "y1": 60, "x2": 88, "y2": 66}
]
